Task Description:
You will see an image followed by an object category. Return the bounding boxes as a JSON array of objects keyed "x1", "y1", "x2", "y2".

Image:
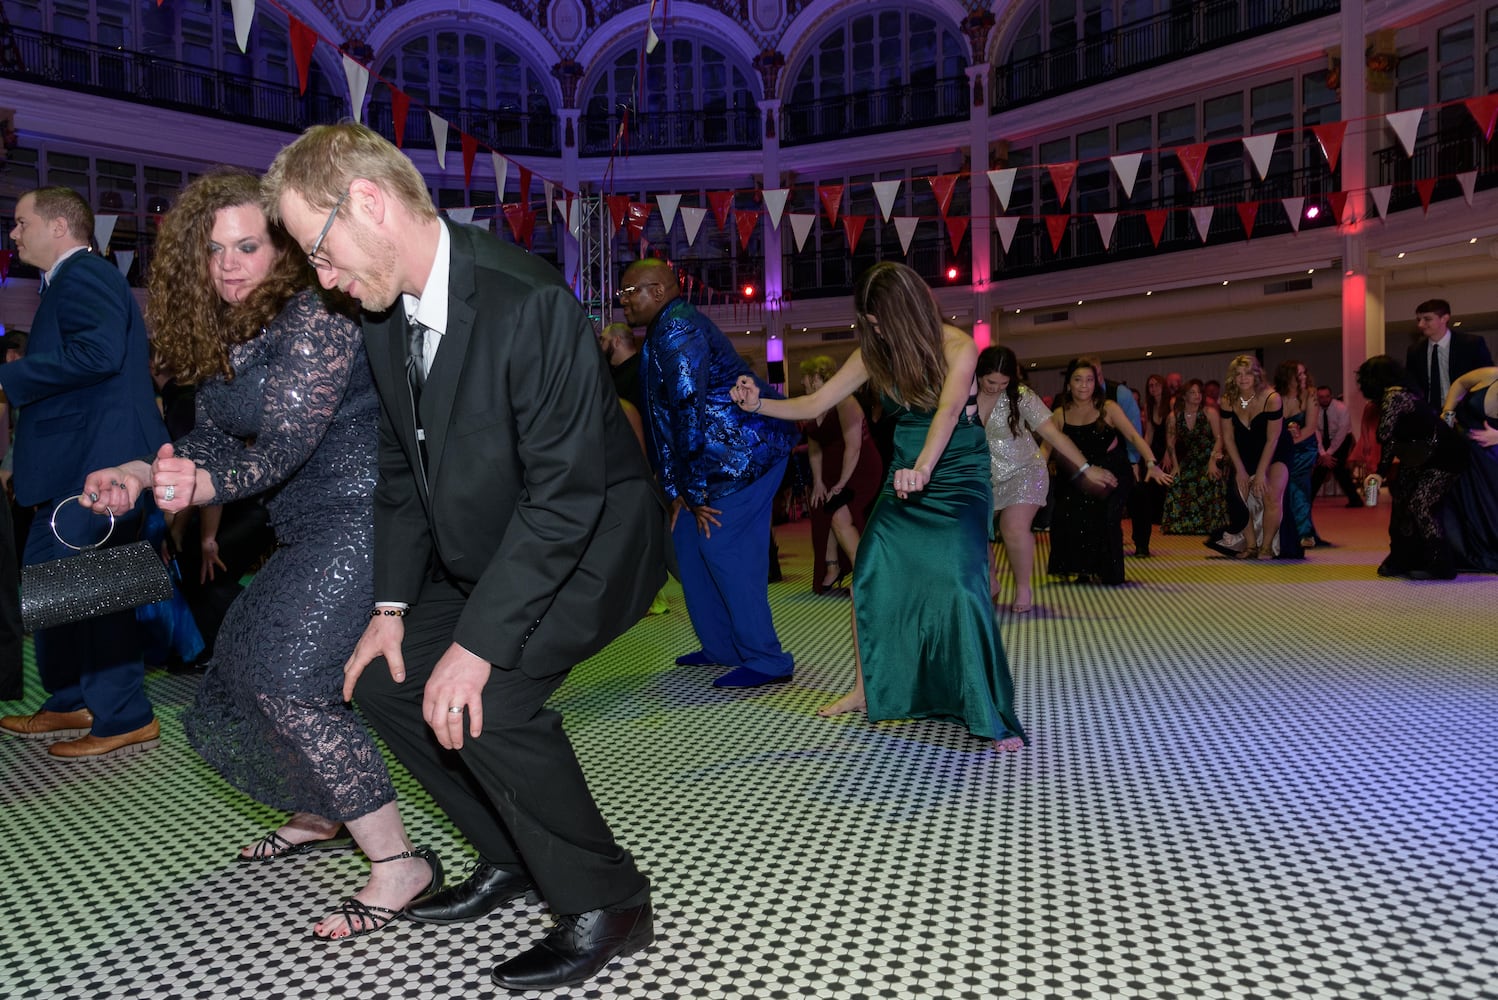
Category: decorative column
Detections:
[
  {"x1": 1338, "y1": 0, "x2": 1377, "y2": 411},
  {"x1": 553, "y1": 59, "x2": 586, "y2": 292},
  {"x1": 966, "y1": 62, "x2": 992, "y2": 349},
  {"x1": 754, "y1": 48, "x2": 787, "y2": 356}
]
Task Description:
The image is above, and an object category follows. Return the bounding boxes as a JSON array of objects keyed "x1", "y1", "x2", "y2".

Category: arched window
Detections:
[
  {"x1": 784, "y1": 9, "x2": 966, "y2": 144},
  {"x1": 371, "y1": 29, "x2": 557, "y2": 156},
  {"x1": 581, "y1": 37, "x2": 758, "y2": 154}
]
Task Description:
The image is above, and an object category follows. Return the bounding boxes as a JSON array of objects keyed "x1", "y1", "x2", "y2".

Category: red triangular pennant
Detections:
[
  {"x1": 1044, "y1": 214, "x2": 1069, "y2": 254},
  {"x1": 1236, "y1": 201, "x2": 1258, "y2": 240},
  {"x1": 1047, "y1": 162, "x2": 1078, "y2": 204},
  {"x1": 1328, "y1": 191, "x2": 1349, "y2": 223},
  {"x1": 1311, "y1": 122, "x2": 1348, "y2": 171},
  {"x1": 501, "y1": 204, "x2": 536, "y2": 248},
  {"x1": 842, "y1": 214, "x2": 868, "y2": 249},
  {"x1": 390, "y1": 87, "x2": 411, "y2": 148},
  {"x1": 517, "y1": 166, "x2": 532, "y2": 205},
  {"x1": 945, "y1": 216, "x2": 969, "y2": 255},
  {"x1": 1173, "y1": 144, "x2": 1208, "y2": 190},
  {"x1": 1144, "y1": 209, "x2": 1168, "y2": 248},
  {"x1": 461, "y1": 134, "x2": 478, "y2": 188},
  {"x1": 1465, "y1": 94, "x2": 1498, "y2": 141},
  {"x1": 735, "y1": 209, "x2": 760, "y2": 250},
  {"x1": 927, "y1": 174, "x2": 958, "y2": 218},
  {"x1": 707, "y1": 191, "x2": 735, "y2": 231},
  {"x1": 1414, "y1": 178, "x2": 1437, "y2": 213},
  {"x1": 606, "y1": 195, "x2": 630, "y2": 233},
  {"x1": 288, "y1": 17, "x2": 317, "y2": 96},
  {"x1": 626, "y1": 202, "x2": 652, "y2": 243},
  {"x1": 818, "y1": 185, "x2": 844, "y2": 227}
]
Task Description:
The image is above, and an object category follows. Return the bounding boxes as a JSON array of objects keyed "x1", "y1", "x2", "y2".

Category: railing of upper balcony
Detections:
[
  {"x1": 781, "y1": 77, "x2": 970, "y2": 148},
  {"x1": 580, "y1": 107, "x2": 761, "y2": 156},
  {"x1": 1374, "y1": 125, "x2": 1498, "y2": 213},
  {"x1": 784, "y1": 234, "x2": 963, "y2": 298},
  {"x1": 994, "y1": 0, "x2": 1340, "y2": 112},
  {"x1": 366, "y1": 102, "x2": 559, "y2": 158}
]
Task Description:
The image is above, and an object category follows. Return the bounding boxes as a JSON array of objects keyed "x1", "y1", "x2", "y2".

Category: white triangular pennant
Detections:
[
  {"x1": 543, "y1": 180, "x2": 555, "y2": 221},
  {"x1": 343, "y1": 56, "x2": 370, "y2": 124},
  {"x1": 1242, "y1": 133, "x2": 1278, "y2": 181},
  {"x1": 789, "y1": 212, "x2": 815, "y2": 252},
  {"x1": 447, "y1": 207, "x2": 475, "y2": 225},
  {"x1": 680, "y1": 205, "x2": 707, "y2": 245},
  {"x1": 893, "y1": 216, "x2": 920, "y2": 255},
  {"x1": 872, "y1": 179, "x2": 902, "y2": 222},
  {"x1": 1282, "y1": 196, "x2": 1304, "y2": 233},
  {"x1": 114, "y1": 250, "x2": 134, "y2": 279},
  {"x1": 656, "y1": 193, "x2": 681, "y2": 233},
  {"x1": 1386, "y1": 108, "x2": 1423, "y2": 158},
  {"x1": 761, "y1": 188, "x2": 789, "y2": 229},
  {"x1": 1190, "y1": 205, "x2": 1214, "y2": 242},
  {"x1": 986, "y1": 168, "x2": 1016, "y2": 211},
  {"x1": 567, "y1": 198, "x2": 581, "y2": 239},
  {"x1": 995, "y1": 216, "x2": 1020, "y2": 253},
  {"x1": 1094, "y1": 212, "x2": 1118, "y2": 249},
  {"x1": 1458, "y1": 170, "x2": 1477, "y2": 206},
  {"x1": 1369, "y1": 185, "x2": 1393, "y2": 220},
  {"x1": 93, "y1": 214, "x2": 117, "y2": 250},
  {"x1": 429, "y1": 113, "x2": 449, "y2": 169},
  {"x1": 231, "y1": 0, "x2": 255, "y2": 52},
  {"x1": 646, "y1": 25, "x2": 660, "y2": 54},
  {"x1": 554, "y1": 198, "x2": 568, "y2": 227},
  {"x1": 1109, "y1": 154, "x2": 1142, "y2": 199},
  {"x1": 491, "y1": 153, "x2": 508, "y2": 198}
]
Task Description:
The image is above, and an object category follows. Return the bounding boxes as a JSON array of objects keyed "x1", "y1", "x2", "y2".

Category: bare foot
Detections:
[
  {"x1": 312, "y1": 852, "x2": 435, "y2": 940},
  {"x1": 816, "y1": 692, "x2": 866, "y2": 717},
  {"x1": 993, "y1": 737, "x2": 1025, "y2": 753},
  {"x1": 240, "y1": 813, "x2": 342, "y2": 859},
  {"x1": 1011, "y1": 586, "x2": 1033, "y2": 614}
]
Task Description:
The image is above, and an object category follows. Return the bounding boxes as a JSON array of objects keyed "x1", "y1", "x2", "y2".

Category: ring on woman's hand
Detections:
[
  {"x1": 447, "y1": 705, "x2": 463, "y2": 714},
  {"x1": 88, "y1": 491, "x2": 99, "y2": 503},
  {"x1": 163, "y1": 484, "x2": 176, "y2": 501}
]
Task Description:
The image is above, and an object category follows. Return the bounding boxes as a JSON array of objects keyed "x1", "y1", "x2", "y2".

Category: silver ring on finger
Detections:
[
  {"x1": 162, "y1": 484, "x2": 177, "y2": 501},
  {"x1": 447, "y1": 705, "x2": 463, "y2": 714}
]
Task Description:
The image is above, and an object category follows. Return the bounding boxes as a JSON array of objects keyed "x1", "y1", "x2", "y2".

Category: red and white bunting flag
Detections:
[
  {"x1": 945, "y1": 216, "x2": 969, "y2": 254},
  {"x1": 1046, "y1": 162, "x2": 1077, "y2": 204},
  {"x1": 818, "y1": 185, "x2": 844, "y2": 227},
  {"x1": 343, "y1": 55, "x2": 369, "y2": 124},
  {"x1": 789, "y1": 212, "x2": 816, "y2": 251},
  {"x1": 1144, "y1": 209, "x2": 1168, "y2": 247},
  {"x1": 1310, "y1": 122, "x2": 1347, "y2": 171},
  {"x1": 894, "y1": 217, "x2": 920, "y2": 255},
  {"x1": 447, "y1": 207, "x2": 475, "y2": 225},
  {"x1": 1189, "y1": 205, "x2": 1213, "y2": 242},
  {"x1": 517, "y1": 166, "x2": 532, "y2": 204},
  {"x1": 736, "y1": 209, "x2": 761, "y2": 250},
  {"x1": 94, "y1": 214, "x2": 117, "y2": 251},
  {"x1": 1414, "y1": 178, "x2": 1437, "y2": 214},
  {"x1": 1458, "y1": 171, "x2": 1478, "y2": 206},
  {"x1": 681, "y1": 205, "x2": 708, "y2": 245},
  {"x1": 761, "y1": 188, "x2": 789, "y2": 230},
  {"x1": 491, "y1": 153, "x2": 507, "y2": 198},
  {"x1": 871, "y1": 180, "x2": 901, "y2": 222},
  {"x1": 1368, "y1": 185, "x2": 1392, "y2": 220},
  {"x1": 1109, "y1": 154, "x2": 1142, "y2": 199},
  {"x1": 707, "y1": 191, "x2": 734, "y2": 231},
  {"x1": 627, "y1": 202, "x2": 652, "y2": 243},
  {"x1": 1174, "y1": 144, "x2": 1209, "y2": 191},
  {"x1": 114, "y1": 250, "x2": 134, "y2": 279},
  {"x1": 288, "y1": 17, "x2": 316, "y2": 95},
  {"x1": 1236, "y1": 201, "x2": 1258, "y2": 240},
  {"x1": 565, "y1": 195, "x2": 581, "y2": 238},
  {"x1": 1328, "y1": 192, "x2": 1349, "y2": 224},
  {"x1": 995, "y1": 216, "x2": 1020, "y2": 253},
  {"x1": 1044, "y1": 215, "x2": 1068, "y2": 253},
  {"x1": 392, "y1": 88, "x2": 411, "y2": 147},
  {"x1": 231, "y1": 0, "x2": 254, "y2": 52},
  {"x1": 1465, "y1": 94, "x2": 1498, "y2": 141},
  {"x1": 606, "y1": 195, "x2": 630, "y2": 233},
  {"x1": 1242, "y1": 134, "x2": 1277, "y2": 181},
  {"x1": 842, "y1": 214, "x2": 868, "y2": 249},
  {"x1": 927, "y1": 174, "x2": 959, "y2": 218},
  {"x1": 543, "y1": 180, "x2": 555, "y2": 222},
  {"x1": 554, "y1": 198, "x2": 568, "y2": 229},
  {"x1": 656, "y1": 193, "x2": 681, "y2": 232},
  {"x1": 429, "y1": 113, "x2": 449, "y2": 169},
  {"x1": 986, "y1": 168, "x2": 1016, "y2": 211},
  {"x1": 1281, "y1": 196, "x2": 1304, "y2": 233},
  {"x1": 1386, "y1": 109, "x2": 1423, "y2": 159},
  {"x1": 1094, "y1": 212, "x2": 1117, "y2": 249},
  {"x1": 460, "y1": 133, "x2": 478, "y2": 187}
]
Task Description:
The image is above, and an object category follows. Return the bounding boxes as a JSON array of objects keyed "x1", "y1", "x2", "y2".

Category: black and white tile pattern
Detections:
[{"x1": 2, "y1": 503, "x2": 1494, "y2": 999}]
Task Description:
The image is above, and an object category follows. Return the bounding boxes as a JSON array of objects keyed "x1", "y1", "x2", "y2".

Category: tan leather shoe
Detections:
[
  {"x1": 1, "y1": 708, "x2": 95, "y2": 740},
  {"x1": 48, "y1": 718, "x2": 160, "y2": 760}
]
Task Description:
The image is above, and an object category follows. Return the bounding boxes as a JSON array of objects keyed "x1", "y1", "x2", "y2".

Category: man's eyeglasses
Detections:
[
  {"x1": 616, "y1": 282, "x2": 659, "y2": 301},
  {"x1": 307, "y1": 190, "x2": 348, "y2": 270}
]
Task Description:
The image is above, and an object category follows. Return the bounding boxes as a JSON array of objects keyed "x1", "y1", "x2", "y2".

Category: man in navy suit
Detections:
[
  {"x1": 0, "y1": 187, "x2": 169, "y2": 758},
  {"x1": 1406, "y1": 299, "x2": 1494, "y2": 413}
]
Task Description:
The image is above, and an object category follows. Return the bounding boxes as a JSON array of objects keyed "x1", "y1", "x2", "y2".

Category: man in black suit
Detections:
[
  {"x1": 266, "y1": 124, "x2": 665, "y2": 991},
  {"x1": 1406, "y1": 299, "x2": 1494, "y2": 412}
]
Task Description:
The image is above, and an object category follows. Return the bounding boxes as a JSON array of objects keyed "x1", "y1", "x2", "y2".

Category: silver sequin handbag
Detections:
[{"x1": 21, "y1": 495, "x2": 174, "y2": 632}]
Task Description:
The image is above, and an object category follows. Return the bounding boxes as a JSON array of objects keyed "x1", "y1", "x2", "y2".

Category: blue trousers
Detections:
[
  {"x1": 673, "y1": 460, "x2": 793, "y2": 678},
  {"x1": 25, "y1": 497, "x2": 153, "y2": 736}
]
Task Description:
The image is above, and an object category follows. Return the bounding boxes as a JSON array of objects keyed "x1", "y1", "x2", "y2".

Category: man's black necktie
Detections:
[
  {"x1": 1428, "y1": 342, "x2": 1442, "y2": 406},
  {"x1": 1320, "y1": 407, "x2": 1330, "y2": 449},
  {"x1": 408, "y1": 322, "x2": 427, "y2": 397}
]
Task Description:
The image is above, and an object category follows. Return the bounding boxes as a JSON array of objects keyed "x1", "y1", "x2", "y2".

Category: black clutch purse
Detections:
[{"x1": 21, "y1": 495, "x2": 175, "y2": 633}]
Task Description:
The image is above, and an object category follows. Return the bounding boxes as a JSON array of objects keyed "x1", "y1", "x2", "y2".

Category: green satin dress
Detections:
[{"x1": 852, "y1": 397, "x2": 1027, "y2": 743}]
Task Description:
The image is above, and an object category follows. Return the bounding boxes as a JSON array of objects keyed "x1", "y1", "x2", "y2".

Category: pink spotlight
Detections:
[{"x1": 1305, "y1": 205, "x2": 1321, "y2": 220}]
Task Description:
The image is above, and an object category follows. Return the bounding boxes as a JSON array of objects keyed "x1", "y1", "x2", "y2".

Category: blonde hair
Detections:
[
  {"x1": 263, "y1": 120, "x2": 437, "y2": 224},
  {"x1": 1226, "y1": 355, "x2": 1266, "y2": 395},
  {"x1": 799, "y1": 355, "x2": 837, "y2": 381},
  {"x1": 853, "y1": 262, "x2": 945, "y2": 411}
]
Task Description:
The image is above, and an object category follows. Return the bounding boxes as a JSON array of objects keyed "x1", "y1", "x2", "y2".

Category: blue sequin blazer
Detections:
[{"x1": 642, "y1": 298, "x2": 799, "y2": 507}]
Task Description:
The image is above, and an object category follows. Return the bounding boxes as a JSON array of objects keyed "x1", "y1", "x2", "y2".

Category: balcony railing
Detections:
[
  {"x1": 994, "y1": 0, "x2": 1339, "y2": 112},
  {"x1": 781, "y1": 77, "x2": 969, "y2": 148},
  {"x1": 367, "y1": 102, "x2": 559, "y2": 158},
  {"x1": 579, "y1": 107, "x2": 761, "y2": 156},
  {"x1": 1, "y1": 26, "x2": 345, "y2": 131},
  {"x1": 784, "y1": 233, "x2": 961, "y2": 298},
  {"x1": 1374, "y1": 123, "x2": 1498, "y2": 214}
]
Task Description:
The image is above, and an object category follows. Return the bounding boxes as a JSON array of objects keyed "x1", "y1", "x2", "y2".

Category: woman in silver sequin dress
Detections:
[
  {"x1": 83, "y1": 170, "x2": 436, "y2": 940},
  {"x1": 976, "y1": 347, "x2": 1115, "y2": 613}
]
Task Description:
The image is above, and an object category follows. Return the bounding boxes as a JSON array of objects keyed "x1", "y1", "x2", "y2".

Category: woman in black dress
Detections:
[{"x1": 1219, "y1": 355, "x2": 1302, "y2": 559}]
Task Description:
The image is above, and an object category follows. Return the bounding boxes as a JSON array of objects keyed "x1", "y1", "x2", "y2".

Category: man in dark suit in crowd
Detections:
[
  {"x1": 265, "y1": 123, "x2": 665, "y2": 992},
  {"x1": 0, "y1": 187, "x2": 168, "y2": 756},
  {"x1": 1406, "y1": 298, "x2": 1494, "y2": 412},
  {"x1": 1311, "y1": 385, "x2": 1362, "y2": 506}
]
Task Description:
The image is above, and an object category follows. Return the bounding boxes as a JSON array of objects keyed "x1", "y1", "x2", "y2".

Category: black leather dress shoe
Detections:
[
  {"x1": 491, "y1": 900, "x2": 653, "y2": 991},
  {"x1": 403, "y1": 862, "x2": 536, "y2": 925}
]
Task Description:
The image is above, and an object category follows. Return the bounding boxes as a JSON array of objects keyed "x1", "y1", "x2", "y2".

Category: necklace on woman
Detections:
[{"x1": 1238, "y1": 393, "x2": 1251, "y2": 409}]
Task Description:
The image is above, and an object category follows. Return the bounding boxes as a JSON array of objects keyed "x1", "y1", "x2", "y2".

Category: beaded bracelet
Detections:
[{"x1": 370, "y1": 607, "x2": 406, "y2": 618}]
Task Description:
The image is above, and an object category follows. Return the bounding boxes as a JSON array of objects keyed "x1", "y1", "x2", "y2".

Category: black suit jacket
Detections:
[
  {"x1": 1406, "y1": 331, "x2": 1495, "y2": 395},
  {"x1": 363, "y1": 221, "x2": 666, "y2": 678}
]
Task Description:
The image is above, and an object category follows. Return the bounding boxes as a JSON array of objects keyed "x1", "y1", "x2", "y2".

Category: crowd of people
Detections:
[{"x1": 0, "y1": 121, "x2": 1494, "y2": 993}]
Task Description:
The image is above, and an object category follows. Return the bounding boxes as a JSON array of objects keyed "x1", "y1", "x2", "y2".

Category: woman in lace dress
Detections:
[{"x1": 84, "y1": 170, "x2": 435, "y2": 939}]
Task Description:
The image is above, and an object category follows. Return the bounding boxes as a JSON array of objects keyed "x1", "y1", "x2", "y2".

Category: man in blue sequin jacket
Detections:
[{"x1": 622, "y1": 259, "x2": 799, "y2": 688}]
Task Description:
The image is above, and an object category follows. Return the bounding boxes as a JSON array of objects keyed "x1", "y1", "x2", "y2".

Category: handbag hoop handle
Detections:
[{"x1": 51, "y1": 495, "x2": 116, "y2": 552}]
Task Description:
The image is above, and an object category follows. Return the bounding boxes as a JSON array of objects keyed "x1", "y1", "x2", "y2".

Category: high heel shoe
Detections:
[{"x1": 313, "y1": 846, "x2": 443, "y2": 941}]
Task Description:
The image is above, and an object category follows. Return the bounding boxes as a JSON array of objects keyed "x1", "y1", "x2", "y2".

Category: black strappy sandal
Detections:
[
  {"x1": 312, "y1": 846, "x2": 443, "y2": 941},
  {"x1": 238, "y1": 827, "x2": 353, "y2": 863}
]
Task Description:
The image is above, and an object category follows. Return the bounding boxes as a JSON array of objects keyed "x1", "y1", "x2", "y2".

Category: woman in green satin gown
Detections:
[{"x1": 731, "y1": 263, "x2": 1026, "y2": 749}]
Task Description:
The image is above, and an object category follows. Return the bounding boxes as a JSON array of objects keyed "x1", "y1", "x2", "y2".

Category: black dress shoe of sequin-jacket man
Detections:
[{"x1": 265, "y1": 122, "x2": 666, "y2": 992}]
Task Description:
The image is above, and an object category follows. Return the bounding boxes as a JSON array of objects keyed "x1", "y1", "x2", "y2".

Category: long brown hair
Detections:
[
  {"x1": 147, "y1": 168, "x2": 320, "y2": 383},
  {"x1": 853, "y1": 262, "x2": 945, "y2": 411},
  {"x1": 977, "y1": 345, "x2": 1024, "y2": 438}
]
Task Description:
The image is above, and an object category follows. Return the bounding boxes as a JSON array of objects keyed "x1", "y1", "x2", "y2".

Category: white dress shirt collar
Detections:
[
  {"x1": 401, "y1": 221, "x2": 452, "y2": 336},
  {"x1": 45, "y1": 245, "x2": 89, "y2": 283}
]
